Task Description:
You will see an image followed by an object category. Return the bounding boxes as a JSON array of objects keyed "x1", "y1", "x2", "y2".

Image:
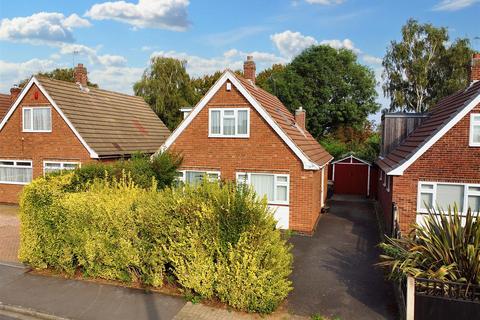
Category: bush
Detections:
[
  {"x1": 19, "y1": 175, "x2": 293, "y2": 313},
  {"x1": 378, "y1": 206, "x2": 480, "y2": 285}
]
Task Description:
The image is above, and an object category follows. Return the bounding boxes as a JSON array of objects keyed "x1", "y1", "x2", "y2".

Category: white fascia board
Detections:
[
  {"x1": 159, "y1": 70, "x2": 320, "y2": 170},
  {"x1": 388, "y1": 93, "x2": 480, "y2": 176},
  {"x1": 332, "y1": 154, "x2": 370, "y2": 166},
  {"x1": 0, "y1": 77, "x2": 99, "y2": 158}
]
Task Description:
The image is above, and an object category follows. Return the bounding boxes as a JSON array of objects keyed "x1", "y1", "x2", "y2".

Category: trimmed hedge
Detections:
[{"x1": 19, "y1": 174, "x2": 293, "y2": 313}]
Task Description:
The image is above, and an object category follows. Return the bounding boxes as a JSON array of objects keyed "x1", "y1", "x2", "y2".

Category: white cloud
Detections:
[
  {"x1": 85, "y1": 0, "x2": 190, "y2": 31},
  {"x1": 0, "y1": 58, "x2": 57, "y2": 92},
  {"x1": 433, "y1": 0, "x2": 479, "y2": 11},
  {"x1": 150, "y1": 49, "x2": 287, "y2": 77},
  {"x1": 305, "y1": 0, "x2": 345, "y2": 5},
  {"x1": 0, "y1": 12, "x2": 91, "y2": 45},
  {"x1": 319, "y1": 38, "x2": 360, "y2": 53},
  {"x1": 59, "y1": 43, "x2": 127, "y2": 67},
  {"x1": 362, "y1": 54, "x2": 382, "y2": 65},
  {"x1": 89, "y1": 66, "x2": 144, "y2": 94},
  {"x1": 271, "y1": 30, "x2": 318, "y2": 58}
]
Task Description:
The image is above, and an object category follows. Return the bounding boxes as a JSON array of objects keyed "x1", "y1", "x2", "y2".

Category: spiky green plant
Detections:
[{"x1": 378, "y1": 206, "x2": 480, "y2": 286}]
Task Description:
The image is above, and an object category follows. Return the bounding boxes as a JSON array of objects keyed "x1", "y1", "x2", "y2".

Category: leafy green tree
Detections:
[
  {"x1": 260, "y1": 45, "x2": 379, "y2": 139},
  {"x1": 134, "y1": 57, "x2": 197, "y2": 130},
  {"x1": 190, "y1": 71, "x2": 223, "y2": 101},
  {"x1": 256, "y1": 64, "x2": 285, "y2": 95},
  {"x1": 19, "y1": 68, "x2": 98, "y2": 88},
  {"x1": 383, "y1": 19, "x2": 473, "y2": 112}
]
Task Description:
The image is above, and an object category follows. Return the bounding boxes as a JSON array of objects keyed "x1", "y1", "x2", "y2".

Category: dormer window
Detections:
[
  {"x1": 209, "y1": 108, "x2": 249, "y2": 138},
  {"x1": 470, "y1": 113, "x2": 480, "y2": 146},
  {"x1": 23, "y1": 107, "x2": 52, "y2": 132}
]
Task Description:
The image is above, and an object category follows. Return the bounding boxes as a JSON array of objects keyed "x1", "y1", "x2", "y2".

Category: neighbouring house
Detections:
[
  {"x1": 0, "y1": 87, "x2": 20, "y2": 122},
  {"x1": 158, "y1": 56, "x2": 333, "y2": 234},
  {"x1": 0, "y1": 63, "x2": 170, "y2": 204},
  {"x1": 376, "y1": 53, "x2": 480, "y2": 235}
]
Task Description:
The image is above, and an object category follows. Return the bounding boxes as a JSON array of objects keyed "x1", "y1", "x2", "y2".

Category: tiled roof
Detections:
[
  {"x1": 37, "y1": 77, "x2": 170, "y2": 157},
  {"x1": 0, "y1": 93, "x2": 11, "y2": 122},
  {"x1": 237, "y1": 75, "x2": 332, "y2": 167},
  {"x1": 377, "y1": 80, "x2": 480, "y2": 173}
]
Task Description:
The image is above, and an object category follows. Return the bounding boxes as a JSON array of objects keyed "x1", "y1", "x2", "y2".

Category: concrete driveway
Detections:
[
  {"x1": 288, "y1": 196, "x2": 397, "y2": 320},
  {"x1": 0, "y1": 205, "x2": 20, "y2": 263}
]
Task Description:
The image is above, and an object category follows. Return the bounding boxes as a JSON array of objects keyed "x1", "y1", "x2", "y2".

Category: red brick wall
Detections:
[
  {"x1": 393, "y1": 103, "x2": 480, "y2": 233},
  {"x1": 0, "y1": 84, "x2": 92, "y2": 203},
  {"x1": 170, "y1": 83, "x2": 323, "y2": 233}
]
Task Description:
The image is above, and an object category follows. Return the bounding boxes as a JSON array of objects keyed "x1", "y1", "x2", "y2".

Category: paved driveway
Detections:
[
  {"x1": 0, "y1": 204, "x2": 20, "y2": 263},
  {"x1": 288, "y1": 196, "x2": 397, "y2": 320}
]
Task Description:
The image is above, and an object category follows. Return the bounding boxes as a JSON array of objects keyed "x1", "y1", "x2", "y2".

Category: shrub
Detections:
[
  {"x1": 19, "y1": 175, "x2": 293, "y2": 313},
  {"x1": 378, "y1": 206, "x2": 480, "y2": 285}
]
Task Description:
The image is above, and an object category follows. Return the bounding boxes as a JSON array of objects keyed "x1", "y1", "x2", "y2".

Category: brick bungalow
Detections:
[
  {"x1": 376, "y1": 53, "x2": 480, "y2": 235},
  {"x1": 159, "y1": 57, "x2": 333, "y2": 234},
  {"x1": 0, "y1": 64, "x2": 169, "y2": 204}
]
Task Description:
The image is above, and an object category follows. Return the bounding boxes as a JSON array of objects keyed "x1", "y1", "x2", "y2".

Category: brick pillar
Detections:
[
  {"x1": 10, "y1": 86, "x2": 21, "y2": 105},
  {"x1": 74, "y1": 63, "x2": 88, "y2": 87},
  {"x1": 243, "y1": 56, "x2": 256, "y2": 83},
  {"x1": 295, "y1": 107, "x2": 306, "y2": 130},
  {"x1": 470, "y1": 53, "x2": 480, "y2": 83}
]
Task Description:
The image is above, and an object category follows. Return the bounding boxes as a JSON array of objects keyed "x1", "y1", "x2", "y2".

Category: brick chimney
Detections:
[
  {"x1": 10, "y1": 86, "x2": 21, "y2": 104},
  {"x1": 74, "y1": 63, "x2": 88, "y2": 87},
  {"x1": 243, "y1": 56, "x2": 256, "y2": 83},
  {"x1": 295, "y1": 107, "x2": 306, "y2": 130},
  {"x1": 470, "y1": 53, "x2": 480, "y2": 83}
]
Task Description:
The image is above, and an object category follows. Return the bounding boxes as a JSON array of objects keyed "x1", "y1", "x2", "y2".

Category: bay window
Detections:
[
  {"x1": 209, "y1": 108, "x2": 249, "y2": 137},
  {"x1": 44, "y1": 161, "x2": 79, "y2": 175},
  {"x1": 23, "y1": 107, "x2": 52, "y2": 132},
  {"x1": 236, "y1": 172, "x2": 289, "y2": 205},
  {"x1": 418, "y1": 182, "x2": 480, "y2": 214},
  {"x1": 177, "y1": 170, "x2": 220, "y2": 185},
  {"x1": 0, "y1": 160, "x2": 32, "y2": 184},
  {"x1": 470, "y1": 113, "x2": 480, "y2": 146}
]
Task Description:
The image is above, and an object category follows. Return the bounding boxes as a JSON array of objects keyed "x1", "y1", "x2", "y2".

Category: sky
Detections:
[{"x1": 0, "y1": 0, "x2": 479, "y2": 123}]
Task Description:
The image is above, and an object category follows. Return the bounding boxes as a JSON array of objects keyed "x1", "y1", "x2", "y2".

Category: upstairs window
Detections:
[
  {"x1": 470, "y1": 113, "x2": 480, "y2": 146},
  {"x1": 23, "y1": 107, "x2": 52, "y2": 132},
  {"x1": 209, "y1": 108, "x2": 249, "y2": 138},
  {"x1": 0, "y1": 160, "x2": 32, "y2": 184},
  {"x1": 236, "y1": 172, "x2": 289, "y2": 205}
]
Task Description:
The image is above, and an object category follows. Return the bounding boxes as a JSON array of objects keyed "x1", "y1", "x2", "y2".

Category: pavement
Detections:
[
  {"x1": 288, "y1": 195, "x2": 398, "y2": 320},
  {"x1": 0, "y1": 205, "x2": 20, "y2": 263}
]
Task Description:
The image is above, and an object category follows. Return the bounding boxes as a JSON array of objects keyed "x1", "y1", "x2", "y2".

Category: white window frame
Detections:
[
  {"x1": 417, "y1": 181, "x2": 480, "y2": 214},
  {"x1": 0, "y1": 159, "x2": 33, "y2": 185},
  {"x1": 208, "y1": 108, "x2": 250, "y2": 138},
  {"x1": 469, "y1": 113, "x2": 480, "y2": 147},
  {"x1": 177, "y1": 170, "x2": 221, "y2": 184},
  {"x1": 43, "y1": 161, "x2": 80, "y2": 176},
  {"x1": 236, "y1": 172, "x2": 290, "y2": 205},
  {"x1": 22, "y1": 106, "x2": 52, "y2": 133}
]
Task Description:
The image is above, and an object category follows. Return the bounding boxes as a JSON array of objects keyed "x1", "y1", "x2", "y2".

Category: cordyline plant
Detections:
[{"x1": 378, "y1": 205, "x2": 480, "y2": 286}]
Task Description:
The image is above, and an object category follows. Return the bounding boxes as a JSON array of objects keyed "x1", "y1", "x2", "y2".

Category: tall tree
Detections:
[
  {"x1": 382, "y1": 19, "x2": 473, "y2": 113},
  {"x1": 134, "y1": 57, "x2": 196, "y2": 130},
  {"x1": 256, "y1": 64, "x2": 286, "y2": 96},
  {"x1": 19, "y1": 68, "x2": 98, "y2": 88},
  {"x1": 190, "y1": 71, "x2": 223, "y2": 102},
  {"x1": 258, "y1": 45, "x2": 379, "y2": 139}
]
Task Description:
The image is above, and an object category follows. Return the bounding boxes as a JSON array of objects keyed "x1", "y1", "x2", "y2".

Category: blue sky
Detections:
[{"x1": 0, "y1": 0, "x2": 479, "y2": 122}]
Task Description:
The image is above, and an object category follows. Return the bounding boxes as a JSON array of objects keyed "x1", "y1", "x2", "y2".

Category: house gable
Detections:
[{"x1": 161, "y1": 71, "x2": 320, "y2": 170}]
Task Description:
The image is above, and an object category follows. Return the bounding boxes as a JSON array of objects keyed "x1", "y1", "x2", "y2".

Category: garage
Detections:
[{"x1": 331, "y1": 155, "x2": 376, "y2": 197}]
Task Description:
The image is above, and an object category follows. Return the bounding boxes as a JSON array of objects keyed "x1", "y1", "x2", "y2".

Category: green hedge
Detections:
[{"x1": 19, "y1": 174, "x2": 293, "y2": 313}]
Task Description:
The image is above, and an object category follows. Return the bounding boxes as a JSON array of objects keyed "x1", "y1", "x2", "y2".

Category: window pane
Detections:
[
  {"x1": 0, "y1": 167, "x2": 32, "y2": 183},
  {"x1": 437, "y1": 184, "x2": 464, "y2": 211},
  {"x1": 237, "y1": 174, "x2": 248, "y2": 184},
  {"x1": 237, "y1": 110, "x2": 248, "y2": 135},
  {"x1": 277, "y1": 185, "x2": 288, "y2": 201},
  {"x1": 468, "y1": 196, "x2": 480, "y2": 213},
  {"x1": 224, "y1": 110, "x2": 234, "y2": 116},
  {"x1": 0, "y1": 161, "x2": 14, "y2": 166},
  {"x1": 46, "y1": 163, "x2": 61, "y2": 168},
  {"x1": 223, "y1": 118, "x2": 235, "y2": 135},
  {"x1": 207, "y1": 173, "x2": 219, "y2": 181},
  {"x1": 420, "y1": 193, "x2": 433, "y2": 210},
  {"x1": 33, "y1": 108, "x2": 51, "y2": 131},
  {"x1": 473, "y1": 125, "x2": 480, "y2": 143},
  {"x1": 251, "y1": 174, "x2": 275, "y2": 201},
  {"x1": 473, "y1": 115, "x2": 480, "y2": 122},
  {"x1": 63, "y1": 163, "x2": 78, "y2": 170},
  {"x1": 420, "y1": 184, "x2": 434, "y2": 190},
  {"x1": 185, "y1": 171, "x2": 205, "y2": 184},
  {"x1": 23, "y1": 109, "x2": 31, "y2": 130},
  {"x1": 277, "y1": 176, "x2": 288, "y2": 183},
  {"x1": 210, "y1": 111, "x2": 220, "y2": 134}
]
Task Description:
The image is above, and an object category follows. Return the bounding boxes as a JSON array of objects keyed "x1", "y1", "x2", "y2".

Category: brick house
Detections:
[
  {"x1": 376, "y1": 53, "x2": 480, "y2": 235},
  {"x1": 159, "y1": 57, "x2": 332, "y2": 234},
  {"x1": 0, "y1": 64, "x2": 169, "y2": 204}
]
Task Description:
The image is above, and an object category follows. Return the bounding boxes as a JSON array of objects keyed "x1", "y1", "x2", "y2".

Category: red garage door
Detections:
[{"x1": 332, "y1": 155, "x2": 371, "y2": 197}]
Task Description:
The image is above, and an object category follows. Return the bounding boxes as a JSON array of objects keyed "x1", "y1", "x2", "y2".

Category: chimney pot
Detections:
[
  {"x1": 295, "y1": 107, "x2": 306, "y2": 130},
  {"x1": 74, "y1": 63, "x2": 88, "y2": 87},
  {"x1": 10, "y1": 85, "x2": 21, "y2": 104},
  {"x1": 243, "y1": 56, "x2": 256, "y2": 83},
  {"x1": 470, "y1": 53, "x2": 480, "y2": 83}
]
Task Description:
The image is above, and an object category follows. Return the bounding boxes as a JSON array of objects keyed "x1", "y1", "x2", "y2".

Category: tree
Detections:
[
  {"x1": 134, "y1": 57, "x2": 196, "y2": 130},
  {"x1": 19, "y1": 68, "x2": 98, "y2": 88},
  {"x1": 190, "y1": 71, "x2": 223, "y2": 102},
  {"x1": 256, "y1": 64, "x2": 286, "y2": 95},
  {"x1": 259, "y1": 45, "x2": 379, "y2": 139},
  {"x1": 382, "y1": 19, "x2": 473, "y2": 113}
]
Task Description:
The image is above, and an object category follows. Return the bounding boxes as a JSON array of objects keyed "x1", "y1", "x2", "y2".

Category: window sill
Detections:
[
  {"x1": 0, "y1": 181, "x2": 30, "y2": 185},
  {"x1": 267, "y1": 202, "x2": 289, "y2": 206},
  {"x1": 22, "y1": 130, "x2": 52, "y2": 133},
  {"x1": 208, "y1": 134, "x2": 250, "y2": 138}
]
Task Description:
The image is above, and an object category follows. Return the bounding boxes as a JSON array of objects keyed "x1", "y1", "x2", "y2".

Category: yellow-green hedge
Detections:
[{"x1": 19, "y1": 174, "x2": 293, "y2": 313}]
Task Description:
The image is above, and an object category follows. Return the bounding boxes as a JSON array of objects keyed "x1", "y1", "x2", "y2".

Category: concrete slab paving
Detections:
[
  {"x1": 288, "y1": 197, "x2": 398, "y2": 320},
  {"x1": 0, "y1": 205, "x2": 20, "y2": 263}
]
